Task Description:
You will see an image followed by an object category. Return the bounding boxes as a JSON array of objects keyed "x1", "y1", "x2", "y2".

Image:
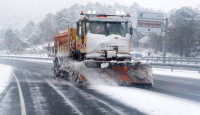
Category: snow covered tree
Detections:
[
  {"x1": 1, "y1": 2, "x2": 199, "y2": 57},
  {"x1": 22, "y1": 21, "x2": 35, "y2": 41},
  {"x1": 27, "y1": 25, "x2": 43, "y2": 45},
  {"x1": 3, "y1": 29, "x2": 24, "y2": 53},
  {"x1": 39, "y1": 13, "x2": 57, "y2": 42},
  {"x1": 168, "y1": 7, "x2": 200, "y2": 57}
]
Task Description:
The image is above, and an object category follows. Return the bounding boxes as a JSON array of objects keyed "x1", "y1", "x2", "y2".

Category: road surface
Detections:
[
  {"x1": 0, "y1": 59, "x2": 143, "y2": 115},
  {"x1": 0, "y1": 58, "x2": 200, "y2": 115}
]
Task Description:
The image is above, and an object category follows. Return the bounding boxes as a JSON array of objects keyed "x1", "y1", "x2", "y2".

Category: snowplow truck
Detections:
[{"x1": 51, "y1": 11, "x2": 153, "y2": 86}]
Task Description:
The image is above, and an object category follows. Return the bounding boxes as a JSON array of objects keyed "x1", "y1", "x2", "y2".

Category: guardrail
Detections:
[
  {"x1": 150, "y1": 62, "x2": 200, "y2": 73},
  {"x1": 141, "y1": 57, "x2": 200, "y2": 64},
  {"x1": 141, "y1": 57, "x2": 200, "y2": 73},
  {"x1": 151, "y1": 62, "x2": 200, "y2": 72},
  {"x1": 0, "y1": 55, "x2": 53, "y2": 61},
  {"x1": 0, "y1": 55, "x2": 199, "y2": 73}
]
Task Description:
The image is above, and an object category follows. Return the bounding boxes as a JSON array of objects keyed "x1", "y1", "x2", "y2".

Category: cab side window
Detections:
[
  {"x1": 79, "y1": 21, "x2": 82, "y2": 36},
  {"x1": 76, "y1": 22, "x2": 79, "y2": 36},
  {"x1": 76, "y1": 21, "x2": 84, "y2": 38}
]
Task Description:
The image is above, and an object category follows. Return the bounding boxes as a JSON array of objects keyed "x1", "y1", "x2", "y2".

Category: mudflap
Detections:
[
  {"x1": 105, "y1": 63, "x2": 153, "y2": 87},
  {"x1": 76, "y1": 74, "x2": 88, "y2": 86}
]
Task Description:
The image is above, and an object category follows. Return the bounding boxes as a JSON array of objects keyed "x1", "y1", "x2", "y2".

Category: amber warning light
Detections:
[
  {"x1": 81, "y1": 10, "x2": 84, "y2": 15},
  {"x1": 127, "y1": 12, "x2": 130, "y2": 17}
]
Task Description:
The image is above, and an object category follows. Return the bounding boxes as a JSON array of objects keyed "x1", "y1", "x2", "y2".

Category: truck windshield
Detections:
[{"x1": 86, "y1": 21, "x2": 128, "y2": 37}]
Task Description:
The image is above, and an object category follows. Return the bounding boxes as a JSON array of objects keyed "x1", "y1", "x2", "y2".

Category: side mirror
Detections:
[{"x1": 129, "y1": 27, "x2": 133, "y2": 35}]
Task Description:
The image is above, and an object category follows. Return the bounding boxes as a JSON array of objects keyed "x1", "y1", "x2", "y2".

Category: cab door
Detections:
[{"x1": 76, "y1": 20, "x2": 86, "y2": 53}]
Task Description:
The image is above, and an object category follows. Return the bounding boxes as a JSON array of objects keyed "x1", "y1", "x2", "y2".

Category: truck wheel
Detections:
[
  {"x1": 78, "y1": 54, "x2": 82, "y2": 62},
  {"x1": 61, "y1": 70, "x2": 68, "y2": 78},
  {"x1": 78, "y1": 54, "x2": 85, "y2": 62},
  {"x1": 54, "y1": 58, "x2": 59, "y2": 67},
  {"x1": 54, "y1": 58, "x2": 61, "y2": 77},
  {"x1": 54, "y1": 67, "x2": 59, "y2": 77}
]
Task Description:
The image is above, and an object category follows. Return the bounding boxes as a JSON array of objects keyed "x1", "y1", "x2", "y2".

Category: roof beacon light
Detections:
[
  {"x1": 81, "y1": 10, "x2": 84, "y2": 15},
  {"x1": 127, "y1": 12, "x2": 131, "y2": 17}
]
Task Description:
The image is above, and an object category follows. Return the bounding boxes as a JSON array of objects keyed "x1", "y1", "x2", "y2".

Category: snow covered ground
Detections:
[
  {"x1": 21, "y1": 42, "x2": 52, "y2": 58},
  {"x1": 0, "y1": 42, "x2": 52, "y2": 58},
  {"x1": 86, "y1": 68, "x2": 200, "y2": 115},
  {"x1": 85, "y1": 67, "x2": 200, "y2": 115},
  {"x1": 131, "y1": 47, "x2": 179, "y2": 57},
  {"x1": 18, "y1": 43, "x2": 50, "y2": 58},
  {"x1": 90, "y1": 85, "x2": 200, "y2": 115},
  {"x1": 0, "y1": 64, "x2": 12, "y2": 94},
  {"x1": 0, "y1": 42, "x2": 53, "y2": 63}
]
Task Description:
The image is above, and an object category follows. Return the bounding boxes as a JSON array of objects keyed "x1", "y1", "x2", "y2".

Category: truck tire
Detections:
[{"x1": 54, "y1": 57, "x2": 61, "y2": 77}]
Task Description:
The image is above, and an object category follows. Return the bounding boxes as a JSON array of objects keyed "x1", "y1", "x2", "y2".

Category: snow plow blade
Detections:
[{"x1": 84, "y1": 60, "x2": 153, "y2": 86}]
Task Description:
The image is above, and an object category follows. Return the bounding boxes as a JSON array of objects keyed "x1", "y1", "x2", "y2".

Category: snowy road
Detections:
[
  {"x1": 0, "y1": 59, "x2": 142, "y2": 115},
  {"x1": 0, "y1": 58, "x2": 200, "y2": 115}
]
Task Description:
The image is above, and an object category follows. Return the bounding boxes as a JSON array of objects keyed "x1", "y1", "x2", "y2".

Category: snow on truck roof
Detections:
[
  {"x1": 78, "y1": 13, "x2": 130, "y2": 22},
  {"x1": 85, "y1": 16, "x2": 129, "y2": 22}
]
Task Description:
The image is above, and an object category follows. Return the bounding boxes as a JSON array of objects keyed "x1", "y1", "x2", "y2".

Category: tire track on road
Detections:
[{"x1": 23, "y1": 69, "x2": 50, "y2": 115}]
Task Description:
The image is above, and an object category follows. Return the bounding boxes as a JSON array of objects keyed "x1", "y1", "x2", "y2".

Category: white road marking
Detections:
[
  {"x1": 46, "y1": 80, "x2": 83, "y2": 115},
  {"x1": 47, "y1": 79, "x2": 125, "y2": 115},
  {"x1": 12, "y1": 72, "x2": 27, "y2": 115},
  {"x1": 74, "y1": 86, "x2": 126, "y2": 115}
]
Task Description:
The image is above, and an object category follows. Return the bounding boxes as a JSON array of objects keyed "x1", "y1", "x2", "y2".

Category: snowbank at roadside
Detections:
[
  {"x1": 87, "y1": 67, "x2": 200, "y2": 115},
  {"x1": 0, "y1": 64, "x2": 12, "y2": 94},
  {"x1": 90, "y1": 85, "x2": 200, "y2": 115},
  {"x1": 0, "y1": 42, "x2": 53, "y2": 58},
  {"x1": 19, "y1": 42, "x2": 52, "y2": 58}
]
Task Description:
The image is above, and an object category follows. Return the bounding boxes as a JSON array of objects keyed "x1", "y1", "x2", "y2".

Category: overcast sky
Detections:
[
  {"x1": 1, "y1": 0, "x2": 200, "y2": 30},
  {"x1": 1, "y1": 0, "x2": 199, "y2": 12}
]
